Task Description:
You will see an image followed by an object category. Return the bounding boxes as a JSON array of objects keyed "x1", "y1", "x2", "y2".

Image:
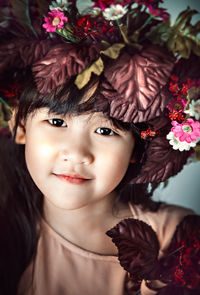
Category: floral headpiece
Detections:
[{"x1": 0, "y1": 0, "x2": 200, "y2": 182}]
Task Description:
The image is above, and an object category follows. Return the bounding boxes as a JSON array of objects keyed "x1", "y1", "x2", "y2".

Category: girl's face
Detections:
[{"x1": 21, "y1": 108, "x2": 135, "y2": 210}]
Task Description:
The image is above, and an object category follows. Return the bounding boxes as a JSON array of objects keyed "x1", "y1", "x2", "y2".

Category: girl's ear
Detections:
[{"x1": 9, "y1": 108, "x2": 26, "y2": 144}]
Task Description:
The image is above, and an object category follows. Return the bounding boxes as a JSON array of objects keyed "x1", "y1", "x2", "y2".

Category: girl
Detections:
[{"x1": 0, "y1": 1, "x2": 200, "y2": 295}]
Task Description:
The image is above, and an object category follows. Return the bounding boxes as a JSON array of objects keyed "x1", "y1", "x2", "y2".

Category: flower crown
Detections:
[
  {"x1": 41, "y1": 0, "x2": 200, "y2": 155},
  {"x1": 0, "y1": 0, "x2": 200, "y2": 170}
]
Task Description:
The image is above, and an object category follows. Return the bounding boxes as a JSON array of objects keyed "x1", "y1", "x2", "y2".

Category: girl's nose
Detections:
[{"x1": 61, "y1": 141, "x2": 94, "y2": 165}]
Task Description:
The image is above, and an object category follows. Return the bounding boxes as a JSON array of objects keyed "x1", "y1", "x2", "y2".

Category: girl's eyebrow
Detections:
[{"x1": 87, "y1": 113, "x2": 114, "y2": 126}]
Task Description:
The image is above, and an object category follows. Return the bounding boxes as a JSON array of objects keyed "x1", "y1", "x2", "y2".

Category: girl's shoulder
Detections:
[{"x1": 129, "y1": 202, "x2": 195, "y2": 252}]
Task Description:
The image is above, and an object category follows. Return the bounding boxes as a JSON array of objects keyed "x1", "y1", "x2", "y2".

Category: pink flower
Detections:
[
  {"x1": 148, "y1": 5, "x2": 169, "y2": 21},
  {"x1": 133, "y1": 0, "x2": 169, "y2": 21},
  {"x1": 43, "y1": 10, "x2": 68, "y2": 33},
  {"x1": 171, "y1": 119, "x2": 200, "y2": 143}
]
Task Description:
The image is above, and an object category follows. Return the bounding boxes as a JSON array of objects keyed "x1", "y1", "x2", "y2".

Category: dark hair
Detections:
[{"x1": 0, "y1": 72, "x2": 160, "y2": 294}]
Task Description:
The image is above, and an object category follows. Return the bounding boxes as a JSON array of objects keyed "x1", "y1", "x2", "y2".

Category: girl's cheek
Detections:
[{"x1": 36, "y1": 142, "x2": 56, "y2": 159}]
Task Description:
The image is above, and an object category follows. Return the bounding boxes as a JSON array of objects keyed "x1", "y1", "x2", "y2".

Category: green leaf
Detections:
[
  {"x1": 100, "y1": 43, "x2": 125, "y2": 59},
  {"x1": 174, "y1": 7, "x2": 198, "y2": 30},
  {"x1": 194, "y1": 144, "x2": 200, "y2": 161},
  {"x1": 148, "y1": 7, "x2": 200, "y2": 58},
  {"x1": 162, "y1": 180, "x2": 169, "y2": 189},
  {"x1": 0, "y1": 101, "x2": 12, "y2": 129},
  {"x1": 147, "y1": 21, "x2": 173, "y2": 45},
  {"x1": 118, "y1": 24, "x2": 130, "y2": 44},
  {"x1": 75, "y1": 57, "x2": 104, "y2": 89}
]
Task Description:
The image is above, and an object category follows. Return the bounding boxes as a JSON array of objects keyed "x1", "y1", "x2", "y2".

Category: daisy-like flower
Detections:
[
  {"x1": 171, "y1": 119, "x2": 200, "y2": 143},
  {"x1": 185, "y1": 99, "x2": 200, "y2": 120},
  {"x1": 103, "y1": 4, "x2": 128, "y2": 21},
  {"x1": 43, "y1": 10, "x2": 68, "y2": 32},
  {"x1": 166, "y1": 131, "x2": 197, "y2": 151},
  {"x1": 49, "y1": 0, "x2": 71, "y2": 11},
  {"x1": 49, "y1": 1, "x2": 67, "y2": 12}
]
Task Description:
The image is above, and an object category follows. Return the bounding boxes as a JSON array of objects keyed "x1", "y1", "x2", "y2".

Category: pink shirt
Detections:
[{"x1": 18, "y1": 203, "x2": 194, "y2": 295}]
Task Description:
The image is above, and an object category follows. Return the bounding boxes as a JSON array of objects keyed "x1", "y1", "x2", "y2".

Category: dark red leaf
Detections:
[
  {"x1": 103, "y1": 45, "x2": 175, "y2": 123},
  {"x1": 106, "y1": 218, "x2": 159, "y2": 280},
  {"x1": 133, "y1": 135, "x2": 190, "y2": 183},
  {"x1": 32, "y1": 43, "x2": 99, "y2": 95}
]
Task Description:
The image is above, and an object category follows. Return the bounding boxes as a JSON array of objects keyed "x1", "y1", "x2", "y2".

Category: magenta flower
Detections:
[
  {"x1": 171, "y1": 119, "x2": 200, "y2": 143},
  {"x1": 148, "y1": 5, "x2": 169, "y2": 21},
  {"x1": 92, "y1": 0, "x2": 115, "y2": 10},
  {"x1": 43, "y1": 10, "x2": 68, "y2": 33}
]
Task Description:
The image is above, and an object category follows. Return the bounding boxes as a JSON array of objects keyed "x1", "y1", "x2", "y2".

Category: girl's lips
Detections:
[{"x1": 55, "y1": 174, "x2": 90, "y2": 185}]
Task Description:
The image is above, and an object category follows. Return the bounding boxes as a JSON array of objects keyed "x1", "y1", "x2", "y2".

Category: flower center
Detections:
[
  {"x1": 182, "y1": 124, "x2": 193, "y2": 133},
  {"x1": 52, "y1": 17, "x2": 61, "y2": 26},
  {"x1": 112, "y1": 11, "x2": 122, "y2": 16},
  {"x1": 173, "y1": 102, "x2": 183, "y2": 111}
]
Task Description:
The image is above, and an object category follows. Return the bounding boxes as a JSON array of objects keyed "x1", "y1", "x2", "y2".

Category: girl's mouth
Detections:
[{"x1": 55, "y1": 174, "x2": 90, "y2": 184}]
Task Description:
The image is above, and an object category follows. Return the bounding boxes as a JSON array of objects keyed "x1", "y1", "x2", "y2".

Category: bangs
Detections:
[
  {"x1": 14, "y1": 71, "x2": 143, "y2": 137},
  {"x1": 17, "y1": 76, "x2": 98, "y2": 122}
]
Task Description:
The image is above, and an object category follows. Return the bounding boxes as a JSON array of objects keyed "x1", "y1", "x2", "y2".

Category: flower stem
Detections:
[
  {"x1": 116, "y1": 20, "x2": 129, "y2": 44},
  {"x1": 0, "y1": 97, "x2": 11, "y2": 108},
  {"x1": 55, "y1": 29, "x2": 77, "y2": 43}
]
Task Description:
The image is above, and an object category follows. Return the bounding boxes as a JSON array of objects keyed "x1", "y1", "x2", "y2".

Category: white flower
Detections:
[
  {"x1": 185, "y1": 99, "x2": 200, "y2": 120},
  {"x1": 103, "y1": 4, "x2": 128, "y2": 21},
  {"x1": 49, "y1": 0, "x2": 69, "y2": 11},
  {"x1": 131, "y1": 3, "x2": 138, "y2": 9},
  {"x1": 166, "y1": 131, "x2": 198, "y2": 151}
]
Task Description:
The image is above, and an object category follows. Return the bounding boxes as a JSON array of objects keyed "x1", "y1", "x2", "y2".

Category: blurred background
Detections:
[{"x1": 78, "y1": 0, "x2": 200, "y2": 213}]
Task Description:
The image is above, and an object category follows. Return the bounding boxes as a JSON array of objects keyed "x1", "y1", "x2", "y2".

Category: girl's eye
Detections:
[
  {"x1": 47, "y1": 119, "x2": 67, "y2": 127},
  {"x1": 96, "y1": 127, "x2": 115, "y2": 136}
]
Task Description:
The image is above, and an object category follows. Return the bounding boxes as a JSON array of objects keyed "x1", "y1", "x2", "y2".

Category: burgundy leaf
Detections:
[
  {"x1": 103, "y1": 45, "x2": 175, "y2": 122},
  {"x1": 133, "y1": 135, "x2": 190, "y2": 183},
  {"x1": 106, "y1": 218, "x2": 159, "y2": 280},
  {"x1": 19, "y1": 39, "x2": 52, "y2": 66},
  {"x1": 0, "y1": 38, "x2": 52, "y2": 73},
  {"x1": 0, "y1": 41, "x2": 22, "y2": 72},
  {"x1": 32, "y1": 43, "x2": 99, "y2": 95}
]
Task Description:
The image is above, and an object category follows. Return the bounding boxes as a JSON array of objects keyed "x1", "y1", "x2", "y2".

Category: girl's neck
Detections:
[{"x1": 43, "y1": 192, "x2": 132, "y2": 255}]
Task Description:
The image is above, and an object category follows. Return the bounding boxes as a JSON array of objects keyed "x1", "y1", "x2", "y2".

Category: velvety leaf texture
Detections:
[
  {"x1": 133, "y1": 135, "x2": 190, "y2": 183},
  {"x1": 0, "y1": 39, "x2": 52, "y2": 73},
  {"x1": 33, "y1": 44, "x2": 99, "y2": 95},
  {"x1": 106, "y1": 218, "x2": 159, "y2": 280},
  {"x1": 0, "y1": 41, "x2": 22, "y2": 72},
  {"x1": 103, "y1": 45, "x2": 175, "y2": 122}
]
